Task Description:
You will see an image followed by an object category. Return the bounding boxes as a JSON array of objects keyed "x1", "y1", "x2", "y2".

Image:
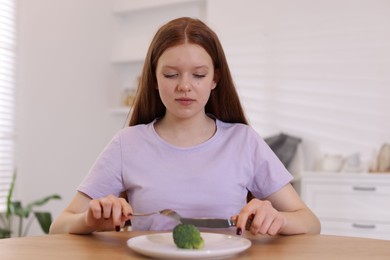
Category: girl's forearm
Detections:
[
  {"x1": 49, "y1": 212, "x2": 95, "y2": 235},
  {"x1": 280, "y1": 208, "x2": 321, "y2": 235}
]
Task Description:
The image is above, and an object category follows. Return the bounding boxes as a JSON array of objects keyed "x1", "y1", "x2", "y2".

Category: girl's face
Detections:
[{"x1": 155, "y1": 43, "x2": 216, "y2": 121}]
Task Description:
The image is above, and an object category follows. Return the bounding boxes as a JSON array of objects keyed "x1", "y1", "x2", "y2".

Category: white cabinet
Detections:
[
  {"x1": 296, "y1": 172, "x2": 390, "y2": 240},
  {"x1": 109, "y1": 0, "x2": 206, "y2": 113}
]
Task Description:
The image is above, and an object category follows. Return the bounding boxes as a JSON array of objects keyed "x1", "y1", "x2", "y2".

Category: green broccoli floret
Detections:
[{"x1": 172, "y1": 224, "x2": 204, "y2": 249}]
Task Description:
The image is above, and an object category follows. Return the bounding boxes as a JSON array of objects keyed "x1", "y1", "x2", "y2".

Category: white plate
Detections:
[{"x1": 127, "y1": 232, "x2": 251, "y2": 259}]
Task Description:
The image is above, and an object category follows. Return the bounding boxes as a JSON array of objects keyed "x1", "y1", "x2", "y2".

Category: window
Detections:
[
  {"x1": 224, "y1": 5, "x2": 390, "y2": 164},
  {"x1": 0, "y1": 0, "x2": 15, "y2": 212}
]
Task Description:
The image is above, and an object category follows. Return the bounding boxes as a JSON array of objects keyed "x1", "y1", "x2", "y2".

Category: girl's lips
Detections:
[{"x1": 176, "y1": 98, "x2": 195, "y2": 105}]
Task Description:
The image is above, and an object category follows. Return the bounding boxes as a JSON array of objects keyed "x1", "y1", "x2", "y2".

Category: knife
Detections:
[
  {"x1": 180, "y1": 214, "x2": 254, "y2": 229},
  {"x1": 180, "y1": 217, "x2": 236, "y2": 228}
]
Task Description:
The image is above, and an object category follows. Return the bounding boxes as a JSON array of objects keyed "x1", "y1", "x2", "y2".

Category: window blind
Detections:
[
  {"x1": 222, "y1": 4, "x2": 390, "y2": 167},
  {"x1": 0, "y1": 0, "x2": 15, "y2": 212}
]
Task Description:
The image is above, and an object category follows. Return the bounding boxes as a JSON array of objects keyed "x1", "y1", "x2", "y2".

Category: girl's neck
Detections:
[{"x1": 154, "y1": 114, "x2": 216, "y2": 147}]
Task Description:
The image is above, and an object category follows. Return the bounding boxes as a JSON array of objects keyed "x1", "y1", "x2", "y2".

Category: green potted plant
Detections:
[{"x1": 0, "y1": 169, "x2": 61, "y2": 238}]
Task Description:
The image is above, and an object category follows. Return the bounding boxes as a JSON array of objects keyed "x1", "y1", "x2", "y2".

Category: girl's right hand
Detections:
[{"x1": 85, "y1": 194, "x2": 133, "y2": 232}]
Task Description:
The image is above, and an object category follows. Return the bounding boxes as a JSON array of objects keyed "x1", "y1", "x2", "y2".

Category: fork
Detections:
[{"x1": 132, "y1": 209, "x2": 182, "y2": 222}]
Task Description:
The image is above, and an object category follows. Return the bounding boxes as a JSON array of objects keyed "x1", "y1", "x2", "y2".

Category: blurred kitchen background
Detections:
[{"x1": 1, "y1": 0, "x2": 389, "y2": 238}]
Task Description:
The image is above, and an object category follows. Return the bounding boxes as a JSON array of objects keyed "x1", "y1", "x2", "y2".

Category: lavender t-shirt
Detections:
[{"x1": 78, "y1": 119, "x2": 293, "y2": 231}]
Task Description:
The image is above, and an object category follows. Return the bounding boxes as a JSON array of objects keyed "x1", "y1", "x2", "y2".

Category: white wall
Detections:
[
  {"x1": 16, "y1": 0, "x2": 126, "y2": 235},
  {"x1": 15, "y1": 0, "x2": 390, "y2": 235}
]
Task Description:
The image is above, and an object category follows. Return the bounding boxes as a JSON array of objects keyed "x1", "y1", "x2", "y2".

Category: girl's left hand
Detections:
[{"x1": 232, "y1": 198, "x2": 286, "y2": 236}]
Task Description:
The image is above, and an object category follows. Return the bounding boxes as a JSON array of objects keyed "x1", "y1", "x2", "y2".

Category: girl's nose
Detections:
[{"x1": 177, "y1": 76, "x2": 191, "y2": 92}]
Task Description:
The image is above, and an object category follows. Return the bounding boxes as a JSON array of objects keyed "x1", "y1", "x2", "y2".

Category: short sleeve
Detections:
[
  {"x1": 247, "y1": 132, "x2": 294, "y2": 199},
  {"x1": 77, "y1": 133, "x2": 125, "y2": 199}
]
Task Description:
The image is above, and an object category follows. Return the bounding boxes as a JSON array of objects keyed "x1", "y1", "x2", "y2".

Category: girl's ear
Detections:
[
  {"x1": 213, "y1": 69, "x2": 220, "y2": 89},
  {"x1": 212, "y1": 81, "x2": 217, "y2": 90}
]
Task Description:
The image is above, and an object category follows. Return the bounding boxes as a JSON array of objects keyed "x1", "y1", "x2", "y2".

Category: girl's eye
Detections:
[
  {"x1": 194, "y1": 74, "x2": 206, "y2": 78},
  {"x1": 164, "y1": 74, "x2": 177, "y2": 78}
]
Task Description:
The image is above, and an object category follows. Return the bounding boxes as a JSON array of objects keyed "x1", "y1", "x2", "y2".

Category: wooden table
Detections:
[{"x1": 1, "y1": 230, "x2": 390, "y2": 259}]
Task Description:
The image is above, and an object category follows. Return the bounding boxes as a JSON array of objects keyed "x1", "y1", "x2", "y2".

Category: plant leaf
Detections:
[
  {"x1": 34, "y1": 212, "x2": 52, "y2": 234},
  {"x1": 11, "y1": 201, "x2": 25, "y2": 218},
  {"x1": 24, "y1": 194, "x2": 61, "y2": 218},
  {"x1": 6, "y1": 169, "x2": 17, "y2": 218},
  {"x1": 0, "y1": 228, "x2": 11, "y2": 238}
]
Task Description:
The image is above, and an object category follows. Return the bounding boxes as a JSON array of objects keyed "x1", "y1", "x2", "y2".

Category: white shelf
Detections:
[
  {"x1": 113, "y1": 0, "x2": 202, "y2": 14},
  {"x1": 110, "y1": 107, "x2": 131, "y2": 115},
  {"x1": 297, "y1": 171, "x2": 390, "y2": 180},
  {"x1": 111, "y1": 56, "x2": 144, "y2": 65}
]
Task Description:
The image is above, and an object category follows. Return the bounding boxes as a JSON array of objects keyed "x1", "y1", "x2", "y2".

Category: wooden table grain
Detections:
[{"x1": 0, "y1": 230, "x2": 389, "y2": 259}]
